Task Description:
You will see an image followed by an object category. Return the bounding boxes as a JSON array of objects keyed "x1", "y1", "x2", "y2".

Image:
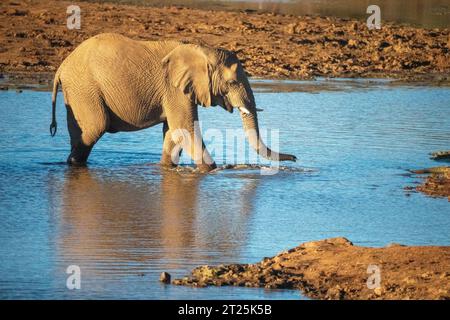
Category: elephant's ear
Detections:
[{"x1": 162, "y1": 45, "x2": 211, "y2": 107}]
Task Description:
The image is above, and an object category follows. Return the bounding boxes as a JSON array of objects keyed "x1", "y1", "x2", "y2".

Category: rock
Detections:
[
  {"x1": 413, "y1": 165, "x2": 450, "y2": 199},
  {"x1": 337, "y1": 39, "x2": 348, "y2": 46},
  {"x1": 374, "y1": 287, "x2": 384, "y2": 296},
  {"x1": 438, "y1": 289, "x2": 450, "y2": 299},
  {"x1": 303, "y1": 237, "x2": 353, "y2": 248},
  {"x1": 6, "y1": 8, "x2": 29, "y2": 16},
  {"x1": 430, "y1": 151, "x2": 450, "y2": 161},
  {"x1": 284, "y1": 22, "x2": 307, "y2": 34},
  {"x1": 412, "y1": 166, "x2": 450, "y2": 174},
  {"x1": 387, "y1": 243, "x2": 405, "y2": 248},
  {"x1": 393, "y1": 44, "x2": 408, "y2": 53},
  {"x1": 272, "y1": 256, "x2": 285, "y2": 263},
  {"x1": 271, "y1": 263, "x2": 283, "y2": 271},
  {"x1": 171, "y1": 279, "x2": 183, "y2": 285},
  {"x1": 261, "y1": 257, "x2": 272, "y2": 267},
  {"x1": 404, "y1": 276, "x2": 417, "y2": 285},
  {"x1": 159, "y1": 272, "x2": 171, "y2": 284},
  {"x1": 327, "y1": 237, "x2": 353, "y2": 246},
  {"x1": 348, "y1": 39, "x2": 358, "y2": 48},
  {"x1": 284, "y1": 23, "x2": 296, "y2": 34},
  {"x1": 327, "y1": 286, "x2": 346, "y2": 299},
  {"x1": 378, "y1": 41, "x2": 391, "y2": 49},
  {"x1": 44, "y1": 18, "x2": 55, "y2": 25},
  {"x1": 13, "y1": 32, "x2": 27, "y2": 38},
  {"x1": 301, "y1": 240, "x2": 322, "y2": 248}
]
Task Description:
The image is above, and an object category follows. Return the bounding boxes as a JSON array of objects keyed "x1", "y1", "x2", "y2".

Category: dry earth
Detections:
[
  {"x1": 1, "y1": 0, "x2": 450, "y2": 88},
  {"x1": 171, "y1": 237, "x2": 450, "y2": 300}
]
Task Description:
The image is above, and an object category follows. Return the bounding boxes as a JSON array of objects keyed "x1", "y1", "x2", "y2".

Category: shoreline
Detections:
[
  {"x1": 171, "y1": 237, "x2": 450, "y2": 300},
  {"x1": 1, "y1": 0, "x2": 450, "y2": 87},
  {"x1": 2, "y1": 71, "x2": 450, "y2": 93}
]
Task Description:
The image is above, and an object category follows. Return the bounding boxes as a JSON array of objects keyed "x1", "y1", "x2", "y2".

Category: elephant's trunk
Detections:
[{"x1": 240, "y1": 110, "x2": 296, "y2": 162}]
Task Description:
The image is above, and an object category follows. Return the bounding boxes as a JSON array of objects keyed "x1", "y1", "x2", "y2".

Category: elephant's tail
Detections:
[{"x1": 50, "y1": 68, "x2": 61, "y2": 137}]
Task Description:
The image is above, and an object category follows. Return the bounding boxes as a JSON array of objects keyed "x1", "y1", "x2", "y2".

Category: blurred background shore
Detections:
[
  {"x1": 1, "y1": 0, "x2": 449, "y2": 88},
  {"x1": 90, "y1": 0, "x2": 450, "y2": 29}
]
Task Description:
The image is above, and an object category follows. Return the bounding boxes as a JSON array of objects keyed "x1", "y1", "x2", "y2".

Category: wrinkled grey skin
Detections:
[{"x1": 50, "y1": 33, "x2": 296, "y2": 171}]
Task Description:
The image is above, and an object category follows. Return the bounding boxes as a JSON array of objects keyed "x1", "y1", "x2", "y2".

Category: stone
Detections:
[
  {"x1": 348, "y1": 39, "x2": 358, "y2": 48},
  {"x1": 387, "y1": 243, "x2": 405, "y2": 248},
  {"x1": 374, "y1": 287, "x2": 384, "y2": 296},
  {"x1": 159, "y1": 272, "x2": 171, "y2": 284}
]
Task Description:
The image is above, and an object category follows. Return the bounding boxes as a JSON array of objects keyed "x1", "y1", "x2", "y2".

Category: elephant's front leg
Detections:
[
  {"x1": 194, "y1": 139, "x2": 217, "y2": 173},
  {"x1": 160, "y1": 121, "x2": 182, "y2": 168},
  {"x1": 166, "y1": 114, "x2": 216, "y2": 173}
]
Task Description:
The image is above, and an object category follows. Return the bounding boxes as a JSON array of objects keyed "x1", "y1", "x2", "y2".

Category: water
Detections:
[{"x1": 0, "y1": 79, "x2": 449, "y2": 299}]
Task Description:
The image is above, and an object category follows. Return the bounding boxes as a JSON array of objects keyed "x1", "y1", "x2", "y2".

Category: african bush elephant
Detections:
[{"x1": 50, "y1": 33, "x2": 296, "y2": 171}]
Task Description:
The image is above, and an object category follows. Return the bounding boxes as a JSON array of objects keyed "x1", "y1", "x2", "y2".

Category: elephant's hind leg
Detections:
[
  {"x1": 65, "y1": 100, "x2": 108, "y2": 166},
  {"x1": 68, "y1": 142, "x2": 93, "y2": 166}
]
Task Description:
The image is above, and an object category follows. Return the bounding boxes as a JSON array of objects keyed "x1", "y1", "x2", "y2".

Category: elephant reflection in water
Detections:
[
  {"x1": 160, "y1": 171, "x2": 259, "y2": 262},
  {"x1": 54, "y1": 167, "x2": 259, "y2": 275}
]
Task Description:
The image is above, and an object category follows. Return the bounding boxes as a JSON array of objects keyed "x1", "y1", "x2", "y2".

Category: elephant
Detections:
[{"x1": 50, "y1": 33, "x2": 296, "y2": 171}]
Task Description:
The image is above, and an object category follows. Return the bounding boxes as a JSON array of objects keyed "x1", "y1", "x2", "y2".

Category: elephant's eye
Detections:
[{"x1": 227, "y1": 80, "x2": 238, "y2": 87}]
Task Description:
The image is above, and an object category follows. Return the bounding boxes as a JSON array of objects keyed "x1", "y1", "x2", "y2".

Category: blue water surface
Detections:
[{"x1": 0, "y1": 80, "x2": 449, "y2": 299}]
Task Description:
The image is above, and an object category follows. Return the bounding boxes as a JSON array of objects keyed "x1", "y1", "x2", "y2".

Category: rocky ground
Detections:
[
  {"x1": 412, "y1": 166, "x2": 450, "y2": 201},
  {"x1": 171, "y1": 237, "x2": 450, "y2": 300},
  {"x1": 1, "y1": 0, "x2": 450, "y2": 88}
]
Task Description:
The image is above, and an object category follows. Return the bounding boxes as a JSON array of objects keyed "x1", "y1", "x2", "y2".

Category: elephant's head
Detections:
[{"x1": 162, "y1": 44, "x2": 297, "y2": 162}]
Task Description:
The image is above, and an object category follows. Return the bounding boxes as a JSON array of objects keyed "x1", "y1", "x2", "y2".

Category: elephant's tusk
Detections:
[{"x1": 238, "y1": 107, "x2": 251, "y2": 114}]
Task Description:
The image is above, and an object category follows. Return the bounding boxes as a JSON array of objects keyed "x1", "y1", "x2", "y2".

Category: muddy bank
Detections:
[
  {"x1": 409, "y1": 151, "x2": 450, "y2": 201},
  {"x1": 412, "y1": 166, "x2": 450, "y2": 201},
  {"x1": 171, "y1": 237, "x2": 450, "y2": 300},
  {"x1": 1, "y1": 0, "x2": 450, "y2": 88}
]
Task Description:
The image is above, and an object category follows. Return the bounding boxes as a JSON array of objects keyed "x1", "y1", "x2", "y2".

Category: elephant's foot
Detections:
[
  {"x1": 67, "y1": 143, "x2": 93, "y2": 167},
  {"x1": 160, "y1": 153, "x2": 178, "y2": 168},
  {"x1": 196, "y1": 162, "x2": 217, "y2": 173},
  {"x1": 160, "y1": 162, "x2": 177, "y2": 171},
  {"x1": 67, "y1": 156, "x2": 88, "y2": 167}
]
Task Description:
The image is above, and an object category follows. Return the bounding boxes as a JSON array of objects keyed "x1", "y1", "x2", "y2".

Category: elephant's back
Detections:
[
  {"x1": 60, "y1": 33, "x2": 163, "y2": 101},
  {"x1": 67, "y1": 33, "x2": 155, "y2": 69},
  {"x1": 65, "y1": 34, "x2": 171, "y2": 129},
  {"x1": 58, "y1": 33, "x2": 175, "y2": 129},
  {"x1": 59, "y1": 33, "x2": 180, "y2": 82}
]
